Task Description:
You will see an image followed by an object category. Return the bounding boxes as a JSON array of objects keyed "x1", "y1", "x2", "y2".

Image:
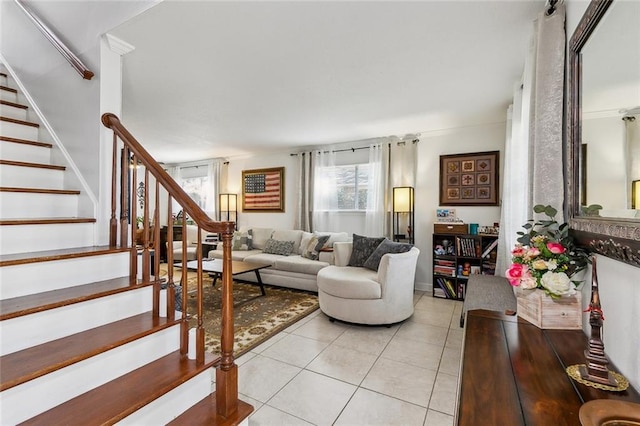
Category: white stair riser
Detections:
[
  {"x1": 0, "y1": 325, "x2": 180, "y2": 425},
  {"x1": 0, "y1": 141, "x2": 50, "y2": 163},
  {"x1": 1, "y1": 222, "x2": 94, "y2": 255},
  {"x1": 0, "y1": 252, "x2": 130, "y2": 299},
  {"x1": 0, "y1": 286, "x2": 153, "y2": 356},
  {"x1": 0, "y1": 164, "x2": 64, "y2": 190},
  {"x1": 0, "y1": 191, "x2": 78, "y2": 218},
  {"x1": 118, "y1": 368, "x2": 215, "y2": 425},
  {"x1": 0, "y1": 104, "x2": 27, "y2": 121},
  {"x1": 0, "y1": 89, "x2": 17, "y2": 103},
  {"x1": 0, "y1": 120, "x2": 39, "y2": 140}
]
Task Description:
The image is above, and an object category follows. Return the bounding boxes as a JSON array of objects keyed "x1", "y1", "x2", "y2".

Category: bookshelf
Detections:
[{"x1": 432, "y1": 233, "x2": 499, "y2": 300}]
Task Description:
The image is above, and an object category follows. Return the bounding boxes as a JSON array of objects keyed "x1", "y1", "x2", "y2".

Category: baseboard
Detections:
[{"x1": 415, "y1": 281, "x2": 432, "y2": 293}]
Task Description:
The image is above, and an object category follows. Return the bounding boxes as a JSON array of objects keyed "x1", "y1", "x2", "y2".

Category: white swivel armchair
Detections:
[{"x1": 317, "y1": 241, "x2": 420, "y2": 325}]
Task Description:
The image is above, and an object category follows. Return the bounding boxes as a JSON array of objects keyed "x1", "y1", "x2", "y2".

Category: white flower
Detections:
[
  {"x1": 545, "y1": 260, "x2": 558, "y2": 271},
  {"x1": 540, "y1": 271, "x2": 575, "y2": 296}
]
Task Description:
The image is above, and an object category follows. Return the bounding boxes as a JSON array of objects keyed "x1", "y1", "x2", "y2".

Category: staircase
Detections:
[{"x1": 0, "y1": 70, "x2": 250, "y2": 424}]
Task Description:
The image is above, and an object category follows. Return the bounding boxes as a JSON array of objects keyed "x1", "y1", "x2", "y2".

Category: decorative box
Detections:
[
  {"x1": 516, "y1": 289, "x2": 582, "y2": 330},
  {"x1": 434, "y1": 223, "x2": 468, "y2": 234}
]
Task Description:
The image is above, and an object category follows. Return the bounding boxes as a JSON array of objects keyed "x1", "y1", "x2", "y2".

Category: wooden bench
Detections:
[{"x1": 460, "y1": 274, "x2": 517, "y2": 327}]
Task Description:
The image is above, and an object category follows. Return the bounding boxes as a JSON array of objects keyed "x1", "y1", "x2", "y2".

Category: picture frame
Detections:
[
  {"x1": 439, "y1": 151, "x2": 499, "y2": 206},
  {"x1": 242, "y1": 167, "x2": 285, "y2": 212}
]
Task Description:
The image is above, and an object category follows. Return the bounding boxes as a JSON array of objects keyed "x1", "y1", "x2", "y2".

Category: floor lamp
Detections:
[
  {"x1": 219, "y1": 193, "x2": 237, "y2": 229},
  {"x1": 393, "y1": 187, "x2": 414, "y2": 244}
]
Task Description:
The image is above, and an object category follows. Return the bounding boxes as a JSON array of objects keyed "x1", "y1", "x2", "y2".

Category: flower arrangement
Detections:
[{"x1": 506, "y1": 205, "x2": 590, "y2": 298}]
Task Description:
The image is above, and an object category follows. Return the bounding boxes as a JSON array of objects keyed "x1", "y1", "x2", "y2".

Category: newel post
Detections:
[{"x1": 216, "y1": 227, "x2": 238, "y2": 418}]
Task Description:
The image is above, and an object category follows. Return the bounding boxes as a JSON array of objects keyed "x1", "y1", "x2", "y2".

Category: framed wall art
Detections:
[
  {"x1": 439, "y1": 151, "x2": 499, "y2": 206},
  {"x1": 242, "y1": 167, "x2": 285, "y2": 212}
]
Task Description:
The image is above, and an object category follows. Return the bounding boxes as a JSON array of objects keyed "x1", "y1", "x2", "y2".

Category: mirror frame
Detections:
[{"x1": 567, "y1": 0, "x2": 640, "y2": 268}]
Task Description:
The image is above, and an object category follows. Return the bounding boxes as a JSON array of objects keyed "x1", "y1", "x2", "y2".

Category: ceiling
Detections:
[{"x1": 109, "y1": 0, "x2": 545, "y2": 163}]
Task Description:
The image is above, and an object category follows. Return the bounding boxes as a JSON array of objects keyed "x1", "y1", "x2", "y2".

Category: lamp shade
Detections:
[
  {"x1": 393, "y1": 187, "x2": 414, "y2": 212},
  {"x1": 633, "y1": 180, "x2": 640, "y2": 209},
  {"x1": 219, "y1": 193, "x2": 237, "y2": 222}
]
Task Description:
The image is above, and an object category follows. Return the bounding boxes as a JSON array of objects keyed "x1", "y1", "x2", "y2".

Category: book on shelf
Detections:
[
  {"x1": 434, "y1": 265, "x2": 456, "y2": 276},
  {"x1": 436, "y1": 278, "x2": 457, "y2": 298},
  {"x1": 457, "y1": 237, "x2": 480, "y2": 257},
  {"x1": 481, "y1": 238, "x2": 499, "y2": 258}
]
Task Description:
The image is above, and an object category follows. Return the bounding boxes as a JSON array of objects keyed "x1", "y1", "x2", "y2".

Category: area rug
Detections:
[{"x1": 158, "y1": 264, "x2": 319, "y2": 357}]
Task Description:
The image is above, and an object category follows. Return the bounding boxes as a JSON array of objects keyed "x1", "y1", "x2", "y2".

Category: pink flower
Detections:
[
  {"x1": 505, "y1": 263, "x2": 529, "y2": 287},
  {"x1": 511, "y1": 245, "x2": 525, "y2": 257},
  {"x1": 526, "y1": 247, "x2": 541, "y2": 258},
  {"x1": 546, "y1": 242, "x2": 566, "y2": 254}
]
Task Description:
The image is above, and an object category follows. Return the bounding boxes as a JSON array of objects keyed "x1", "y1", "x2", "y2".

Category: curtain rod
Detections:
[{"x1": 290, "y1": 139, "x2": 419, "y2": 156}]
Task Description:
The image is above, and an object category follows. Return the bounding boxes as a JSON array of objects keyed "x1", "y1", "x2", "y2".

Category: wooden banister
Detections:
[
  {"x1": 101, "y1": 113, "x2": 241, "y2": 420},
  {"x1": 14, "y1": 0, "x2": 94, "y2": 80}
]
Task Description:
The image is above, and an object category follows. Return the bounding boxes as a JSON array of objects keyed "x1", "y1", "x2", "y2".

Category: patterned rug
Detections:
[{"x1": 158, "y1": 264, "x2": 319, "y2": 356}]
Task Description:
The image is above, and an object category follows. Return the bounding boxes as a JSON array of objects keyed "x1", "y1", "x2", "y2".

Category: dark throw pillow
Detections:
[
  {"x1": 301, "y1": 235, "x2": 330, "y2": 260},
  {"x1": 348, "y1": 234, "x2": 386, "y2": 267},
  {"x1": 363, "y1": 239, "x2": 413, "y2": 271},
  {"x1": 263, "y1": 238, "x2": 295, "y2": 256}
]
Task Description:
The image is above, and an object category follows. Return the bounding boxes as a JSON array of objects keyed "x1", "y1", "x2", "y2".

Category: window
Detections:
[
  {"x1": 334, "y1": 164, "x2": 369, "y2": 210},
  {"x1": 179, "y1": 175, "x2": 209, "y2": 210}
]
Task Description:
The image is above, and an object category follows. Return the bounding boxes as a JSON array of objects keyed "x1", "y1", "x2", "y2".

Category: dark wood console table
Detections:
[{"x1": 457, "y1": 310, "x2": 640, "y2": 425}]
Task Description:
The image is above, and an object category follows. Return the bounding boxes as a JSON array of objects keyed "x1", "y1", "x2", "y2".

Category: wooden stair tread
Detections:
[
  {"x1": 0, "y1": 245, "x2": 130, "y2": 267},
  {"x1": 22, "y1": 351, "x2": 218, "y2": 425},
  {"x1": 0, "y1": 116, "x2": 39, "y2": 127},
  {"x1": 0, "y1": 186, "x2": 80, "y2": 195},
  {"x1": 0, "y1": 312, "x2": 179, "y2": 391},
  {"x1": 0, "y1": 85, "x2": 17, "y2": 93},
  {"x1": 0, "y1": 136, "x2": 52, "y2": 148},
  {"x1": 0, "y1": 100, "x2": 28, "y2": 109},
  {"x1": 0, "y1": 159, "x2": 64, "y2": 170},
  {"x1": 169, "y1": 395, "x2": 254, "y2": 426},
  {"x1": 0, "y1": 276, "x2": 154, "y2": 320},
  {"x1": 0, "y1": 217, "x2": 96, "y2": 226}
]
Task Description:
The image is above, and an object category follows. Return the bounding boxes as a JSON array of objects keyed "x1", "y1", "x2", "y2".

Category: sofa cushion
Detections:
[
  {"x1": 232, "y1": 229, "x2": 253, "y2": 251},
  {"x1": 274, "y1": 255, "x2": 330, "y2": 275},
  {"x1": 315, "y1": 231, "x2": 350, "y2": 248},
  {"x1": 363, "y1": 239, "x2": 413, "y2": 271},
  {"x1": 272, "y1": 229, "x2": 304, "y2": 253},
  {"x1": 348, "y1": 234, "x2": 385, "y2": 267},
  {"x1": 209, "y1": 248, "x2": 262, "y2": 261},
  {"x1": 318, "y1": 266, "x2": 381, "y2": 299},
  {"x1": 301, "y1": 235, "x2": 330, "y2": 260},
  {"x1": 263, "y1": 238, "x2": 295, "y2": 256},
  {"x1": 242, "y1": 252, "x2": 286, "y2": 267},
  {"x1": 250, "y1": 227, "x2": 275, "y2": 249}
]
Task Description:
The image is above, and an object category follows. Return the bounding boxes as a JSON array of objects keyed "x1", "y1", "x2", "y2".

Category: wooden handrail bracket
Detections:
[{"x1": 14, "y1": 0, "x2": 94, "y2": 80}]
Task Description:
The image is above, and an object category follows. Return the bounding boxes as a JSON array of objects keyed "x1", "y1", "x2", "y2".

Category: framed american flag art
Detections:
[{"x1": 242, "y1": 167, "x2": 285, "y2": 212}]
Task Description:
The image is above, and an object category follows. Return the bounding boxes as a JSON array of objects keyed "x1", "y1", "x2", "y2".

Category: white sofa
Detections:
[
  {"x1": 208, "y1": 227, "x2": 350, "y2": 292},
  {"x1": 317, "y1": 241, "x2": 420, "y2": 325}
]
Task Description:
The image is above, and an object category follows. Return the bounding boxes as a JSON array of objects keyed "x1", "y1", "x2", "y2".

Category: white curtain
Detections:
[
  {"x1": 496, "y1": 4, "x2": 565, "y2": 275},
  {"x1": 312, "y1": 149, "x2": 340, "y2": 231},
  {"x1": 166, "y1": 166, "x2": 183, "y2": 217},
  {"x1": 625, "y1": 115, "x2": 640, "y2": 208},
  {"x1": 206, "y1": 160, "x2": 221, "y2": 219},
  {"x1": 365, "y1": 143, "x2": 388, "y2": 236}
]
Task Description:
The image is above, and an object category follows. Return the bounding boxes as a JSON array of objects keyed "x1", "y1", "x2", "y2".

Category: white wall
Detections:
[
  {"x1": 567, "y1": 0, "x2": 640, "y2": 392},
  {"x1": 225, "y1": 121, "x2": 505, "y2": 290}
]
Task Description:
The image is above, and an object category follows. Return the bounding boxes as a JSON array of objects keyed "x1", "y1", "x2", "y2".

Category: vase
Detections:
[{"x1": 516, "y1": 288, "x2": 582, "y2": 330}]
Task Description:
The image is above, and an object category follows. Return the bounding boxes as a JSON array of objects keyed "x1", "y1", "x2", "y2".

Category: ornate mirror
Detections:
[{"x1": 568, "y1": 0, "x2": 640, "y2": 267}]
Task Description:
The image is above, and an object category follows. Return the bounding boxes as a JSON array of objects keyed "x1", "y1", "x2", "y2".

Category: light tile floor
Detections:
[{"x1": 236, "y1": 291, "x2": 464, "y2": 426}]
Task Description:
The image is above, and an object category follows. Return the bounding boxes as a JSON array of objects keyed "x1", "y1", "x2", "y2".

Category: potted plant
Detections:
[{"x1": 505, "y1": 204, "x2": 590, "y2": 329}]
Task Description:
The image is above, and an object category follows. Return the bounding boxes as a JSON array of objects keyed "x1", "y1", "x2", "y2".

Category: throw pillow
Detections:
[
  {"x1": 301, "y1": 235, "x2": 330, "y2": 260},
  {"x1": 348, "y1": 234, "x2": 386, "y2": 267},
  {"x1": 263, "y1": 238, "x2": 295, "y2": 256},
  {"x1": 232, "y1": 229, "x2": 253, "y2": 251},
  {"x1": 363, "y1": 239, "x2": 413, "y2": 271}
]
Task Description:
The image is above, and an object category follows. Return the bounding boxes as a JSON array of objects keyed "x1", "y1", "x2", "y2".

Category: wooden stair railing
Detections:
[
  {"x1": 101, "y1": 113, "x2": 242, "y2": 420},
  {"x1": 13, "y1": 0, "x2": 94, "y2": 80}
]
